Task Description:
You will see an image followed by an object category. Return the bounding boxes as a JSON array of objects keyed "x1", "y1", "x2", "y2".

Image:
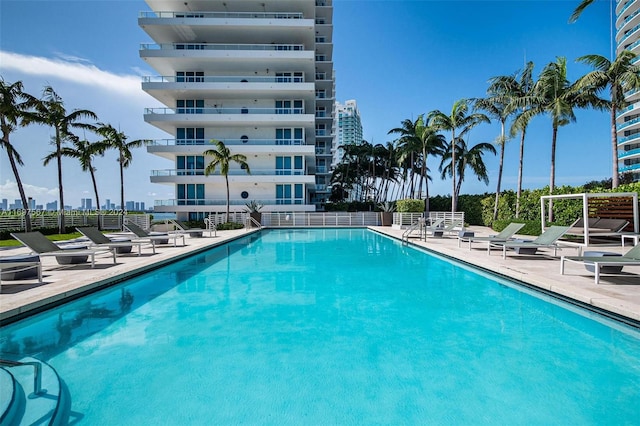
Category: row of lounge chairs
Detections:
[
  {"x1": 454, "y1": 221, "x2": 640, "y2": 284},
  {"x1": 1, "y1": 222, "x2": 195, "y2": 283}
]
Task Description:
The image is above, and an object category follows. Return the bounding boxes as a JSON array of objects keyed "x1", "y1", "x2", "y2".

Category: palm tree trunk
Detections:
[
  {"x1": 549, "y1": 125, "x2": 558, "y2": 222},
  {"x1": 119, "y1": 153, "x2": 125, "y2": 225},
  {"x1": 492, "y1": 122, "x2": 506, "y2": 222},
  {"x1": 611, "y1": 104, "x2": 619, "y2": 188},
  {"x1": 515, "y1": 128, "x2": 526, "y2": 218},
  {"x1": 89, "y1": 166, "x2": 101, "y2": 229},
  {"x1": 225, "y1": 175, "x2": 230, "y2": 223},
  {"x1": 451, "y1": 130, "x2": 457, "y2": 213},
  {"x1": 56, "y1": 129, "x2": 65, "y2": 234},
  {"x1": 8, "y1": 151, "x2": 32, "y2": 232}
]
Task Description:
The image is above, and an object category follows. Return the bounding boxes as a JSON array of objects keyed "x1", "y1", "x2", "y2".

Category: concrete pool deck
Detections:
[{"x1": 1, "y1": 226, "x2": 639, "y2": 325}]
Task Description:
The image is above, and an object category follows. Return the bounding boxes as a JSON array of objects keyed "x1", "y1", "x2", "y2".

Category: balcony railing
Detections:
[
  {"x1": 155, "y1": 198, "x2": 305, "y2": 206},
  {"x1": 619, "y1": 147, "x2": 640, "y2": 158},
  {"x1": 618, "y1": 115, "x2": 640, "y2": 130},
  {"x1": 618, "y1": 5, "x2": 640, "y2": 32},
  {"x1": 149, "y1": 138, "x2": 306, "y2": 146},
  {"x1": 140, "y1": 43, "x2": 305, "y2": 51},
  {"x1": 142, "y1": 75, "x2": 305, "y2": 83},
  {"x1": 151, "y1": 169, "x2": 307, "y2": 176},
  {"x1": 624, "y1": 38, "x2": 640, "y2": 51},
  {"x1": 139, "y1": 11, "x2": 304, "y2": 19},
  {"x1": 617, "y1": 133, "x2": 640, "y2": 145},
  {"x1": 617, "y1": 103, "x2": 638, "y2": 117},
  {"x1": 619, "y1": 21, "x2": 640, "y2": 45},
  {"x1": 145, "y1": 107, "x2": 305, "y2": 115},
  {"x1": 618, "y1": 0, "x2": 636, "y2": 19},
  {"x1": 619, "y1": 163, "x2": 640, "y2": 173}
]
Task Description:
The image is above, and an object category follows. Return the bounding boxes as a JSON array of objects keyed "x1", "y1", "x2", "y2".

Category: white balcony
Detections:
[
  {"x1": 144, "y1": 107, "x2": 314, "y2": 133},
  {"x1": 140, "y1": 43, "x2": 315, "y2": 75},
  {"x1": 139, "y1": 11, "x2": 314, "y2": 45},
  {"x1": 142, "y1": 75, "x2": 315, "y2": 105},
  {"x1": 150, "y1": 169, "x2": 316, "y2": 184},
  {"x1": 147, "y1": 140, "x2": 315, "y2": 160}
]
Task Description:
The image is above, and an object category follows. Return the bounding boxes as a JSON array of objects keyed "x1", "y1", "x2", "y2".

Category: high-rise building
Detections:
[
  {"x1": 81, "y1": 198, "x2": 93, "y2": 211},
  {"x1": 616, "y1": 0, "x2": 640, "y2": 179},
  {"x1": 1, "y1": 199, "x2": 8, "y2": 210},
  {"x1": 140, "y1": 0, "x2": 335, "y2": 220},
  {"x1": 332, "y1": 100, "x2": 363, "y2": 168},
  {"x1": 46, "y1": 200, "x2": 58, "y2": 211}
]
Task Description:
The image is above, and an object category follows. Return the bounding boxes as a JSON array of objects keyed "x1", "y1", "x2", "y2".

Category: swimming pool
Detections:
[{"x1": 1, "y1": 228, "x2": 639, "y2": 424}]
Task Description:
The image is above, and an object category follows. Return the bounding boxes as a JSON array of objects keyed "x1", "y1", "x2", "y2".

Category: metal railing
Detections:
[
  {"x1": 140, "y1": 43, "x2": 305, "y2": 51},
  {"x1": 145, "y1": 107, "x2": 306, "y2": 115},
  {"x1": 139, "y1": 11, "x2": 304, "y2": 19},
  {"x1": 148, "y1": 138, "x2": 306, "y2": 146},
  {"x1": 0, "y1": 213, "x2": 150, "y2": 232},
  {"x1": 151, "y1": 168, "x2": 307, "y2": 177},
  {"x1": 0, "y1": 359, "x2": 43, "y2": 397},
  {"x1": 262, "y1": 212, "x2": 379, "y2": 227},
  {"x1": 142, "y1": 75, "x2": 306, "y2": 83}
]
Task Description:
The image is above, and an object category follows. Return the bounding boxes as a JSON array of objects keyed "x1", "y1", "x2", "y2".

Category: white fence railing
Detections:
[
  {"x1": 263, "y1": 212, "x2": 380, "y2": 227},
  {"x1": 393, "y1": 212, "x2": 465, "y2": 228},
  {"x1": 0, "y1": 214, "x2": 150, "y2": 232}
]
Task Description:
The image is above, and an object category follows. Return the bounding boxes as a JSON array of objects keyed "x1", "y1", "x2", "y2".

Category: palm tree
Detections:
[
  {"x1": 568, "y1": 0, "x2": 596, "y2": 23},
  {"x1": 44, "y1": 134, "x2": 108, "y2": 224},
  {"x1": 500, "y1": 62, "x2": 536, "y2": 218},
  {"x1": 439, "y1": 137, "x2": 497, "y2": 201},
  {"x1": 576, "y1": 50, "x2": 640, "y2": 188},
  {"x1": 204, "y1": 140, "x2": 251, "y2": 222},
  {"x1": 516, "y1": 57, "x2": 595, "y2": 220},
  {"x1": 428, "y1": 99, "x2": 490, "y2": 213},
  {"x1": 389, "y1": 115, "x2": 446, "y2": 208},
  {"x1": 35, "y1": 86, "x2": 97, "y2": 233},
  {"x1": 0, "y1": 79, "x2": 39, "y2": 231},
  {"x1": 95, "y1": 123, "x2": 147, "y2": 219},
  {"x1": 474, "y1": 91, "x2": 513, "y2": 222}
]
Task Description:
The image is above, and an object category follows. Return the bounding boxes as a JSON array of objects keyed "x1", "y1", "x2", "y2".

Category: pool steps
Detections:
[{"x1": 0, "y1": 357, "x2": 68, "y2": 425}]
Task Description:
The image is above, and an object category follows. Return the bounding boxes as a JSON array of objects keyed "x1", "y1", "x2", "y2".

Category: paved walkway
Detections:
[{"x1": 1, "y1": 226, "x2": 639, "y2": 325}]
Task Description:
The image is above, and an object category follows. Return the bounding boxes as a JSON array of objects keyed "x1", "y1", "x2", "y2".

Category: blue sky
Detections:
[{"x1": 0, "y1": 0, "x2": 612, "y2": 208}]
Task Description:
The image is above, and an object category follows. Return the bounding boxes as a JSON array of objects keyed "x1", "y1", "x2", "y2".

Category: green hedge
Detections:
[{"x1": 396, "y1": 199, "x2": 424, "y2": 213}]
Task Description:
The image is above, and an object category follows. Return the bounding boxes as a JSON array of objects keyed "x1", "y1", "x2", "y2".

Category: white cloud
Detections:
[
  {"x1": 0, "y1": 50, "x2": 169, "y2": 207},
  {"x1": 0, "y1": 179, "x2": 58, "y2": 202},
  {"x1": 0, "y1": 50, "x2": 144, "y2": 99}
]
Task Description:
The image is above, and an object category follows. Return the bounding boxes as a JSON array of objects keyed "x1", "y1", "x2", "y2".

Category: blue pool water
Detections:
[{"x1": 2, "y1": 228, "x2": 640, "y2": 424}]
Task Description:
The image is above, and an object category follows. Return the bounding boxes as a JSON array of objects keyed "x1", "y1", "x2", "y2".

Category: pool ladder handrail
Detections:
[
  {"x1": 0, "y1": 358, "x2": 43, "y2": 397},
  {"x1": 402, "y1": 218, "x2": 424, "y2": 244},
  {"x1": 203, "y1": 217, "x2": 218, "y2": 237},
  {"x1": 245, "y1": 216, "x2": 263, "y2": 230}
]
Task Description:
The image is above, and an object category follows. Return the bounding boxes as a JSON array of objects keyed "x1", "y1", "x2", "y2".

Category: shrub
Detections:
[
  {"x1": 491, "y1": 219, "x2": 543, "y2": 236},
  {"x1": 396, "y1": 199, "x2": 425, "y2": 213},
  {"x1": 216, "y1": 222, "x2": 244, "y2": 230}
]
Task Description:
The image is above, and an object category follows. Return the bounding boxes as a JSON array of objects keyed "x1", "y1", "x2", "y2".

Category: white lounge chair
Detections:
[
  {"x1": 560, "y1": 244, "x2": 640, "y2": 284},
  {"x1": 10, "y1": 232, "x2": 116, "y2": 268},
  {"x1": 124, "y1": 222, "x2": 186, "y2": 247},
  {"x1": 458, "y1": 222, "x2": 525, "y2": 251},
  {"x1": 488, "y1": 226, "x2": 571, "y2": 259}
]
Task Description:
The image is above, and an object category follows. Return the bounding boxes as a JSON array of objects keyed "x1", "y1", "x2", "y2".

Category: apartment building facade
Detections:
[
  {"x1": 617, "y1": 0, "x2": 640, "y2": 179},
  {"x1": 332, "y1": 99, "x2": 363, "y2": 168},
  {"x1": 139, "y1": 0, "x2": 334, "y2": 220}
]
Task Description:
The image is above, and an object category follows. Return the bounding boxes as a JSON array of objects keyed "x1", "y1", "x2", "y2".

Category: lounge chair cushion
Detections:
[
  {"x1": 582, "y1": 251, "x2": 624, "y2": 273},
  {"x1": 56, "y1": 245, "x2": 89, "y2": 264},
  {"x1": 0, "y1": 254, "x2": 40, "y2": 280}
]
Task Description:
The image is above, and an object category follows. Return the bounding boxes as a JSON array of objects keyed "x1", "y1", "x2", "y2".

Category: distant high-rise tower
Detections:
[
  {"x1": 140, "y1": 0, "x2": 335, "y2": 220},
  {"x1": 332, "y1": 100, "x2": 363, "y2": 168},
  {"x1": 616, "y1": 0, "x2": 640, "y2": 179}
]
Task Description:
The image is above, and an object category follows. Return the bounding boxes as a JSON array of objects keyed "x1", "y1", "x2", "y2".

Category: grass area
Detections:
[{"x1": 0, "y1": 232, "x2": 83, "y2": 248}]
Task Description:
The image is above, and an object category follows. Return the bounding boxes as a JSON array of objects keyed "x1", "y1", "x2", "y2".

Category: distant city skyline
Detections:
[{"x1": 0, "y1": 197, "x2": 148, "y2": 212}]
